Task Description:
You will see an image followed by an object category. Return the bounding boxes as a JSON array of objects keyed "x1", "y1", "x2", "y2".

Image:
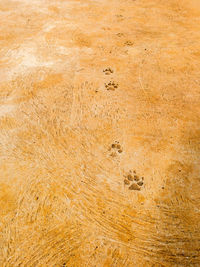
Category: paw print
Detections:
[
  {"x1": 116, "y1": 33, "x2": 124, "y2": 37},
  {"x1": 103, "y1": 68, "x2": 114, "y2": 75},
  {"x1": 102, "y1": 27, "x2": 111, "y2": 31},
  {"x1": 123, "y1": 170, "x2": 144, "y2": 191},
  {"x1": 115, "y1": 14, "x2": 124, "y2": 21},
  {"x1": 108, "y1": 141, "x2": 123, "y2": 157},
  {"x1": 105, "y1": 81, "x2": 118, "y2": 91},
  {"x1": 124, "y1": 41, "x2": 134, "y2": 46},
  {"x1": 116, "y1": 14, "x2": 123, "y2": 18}
]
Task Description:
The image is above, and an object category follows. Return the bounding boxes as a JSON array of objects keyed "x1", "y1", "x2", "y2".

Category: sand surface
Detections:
[{"x1": 0, "y1": 0, "x2": 200, "y2": 266}]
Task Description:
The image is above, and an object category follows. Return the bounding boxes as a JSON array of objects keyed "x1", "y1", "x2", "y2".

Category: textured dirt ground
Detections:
[{"x1": 0, "y1": 0, "x2": 200, "y2": 266}]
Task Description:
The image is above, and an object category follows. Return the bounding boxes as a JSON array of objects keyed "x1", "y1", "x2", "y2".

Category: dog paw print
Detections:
[
  {"x1": 116, "y1": 33, "x2": 124, "y2": 37},
  {"x1": 108, "y1": 141, "x2": 123, "y2": 157},
  {"x1": 103, "y1": 68, "x2": 114, "y2": 75},
  {"x1": 124, "y1": 170, "x2": 144, "y2": 191},
  {"x1": 124, "y1": 41, "x2": 134, "y2": 46},
  {"x1": 105, "y1": 81, "x2": 118, "y2": 91},
  {"x1": 116, "y1": 14, "x2": 123, "y2": 18},
  {"x1": 115, "y1": 14, "x2": 124, "y2": 21}
]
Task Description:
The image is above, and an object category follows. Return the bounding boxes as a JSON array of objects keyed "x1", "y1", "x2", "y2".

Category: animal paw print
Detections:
[
  {"x1": 103, "y1": 67, "x2": 114, "y2": 75},
  {"x1": 116, "y1": 33, "x2": 124, "y2": 37},
  {"x1": 116, "y1": 14, "x2": 123, "y2": 18},
  {"x1": 124, "y1": 41, "x2": 134, "y2": 46},
  {"x1": 105, "y1": 81, "x2": 118, "y2": 91},
  {"x1": 115, "y1": 14, "x2": 124, "y2": 21},
  {"x1": 124, "y1": 170, "x2": 144, "y2": 191},
  {"x1": 108, "y1": 141, "x2": 123, "y2": 157}
]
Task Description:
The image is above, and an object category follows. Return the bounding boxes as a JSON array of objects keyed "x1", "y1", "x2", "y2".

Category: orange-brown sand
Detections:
[{"x1": 0, "y1": 0, "x2": 200, "y2": 266}]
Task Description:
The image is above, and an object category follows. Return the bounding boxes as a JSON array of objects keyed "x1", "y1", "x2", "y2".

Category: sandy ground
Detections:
[{"x1": 0, "y1": 0, "x2": 200, "y2": 266}]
